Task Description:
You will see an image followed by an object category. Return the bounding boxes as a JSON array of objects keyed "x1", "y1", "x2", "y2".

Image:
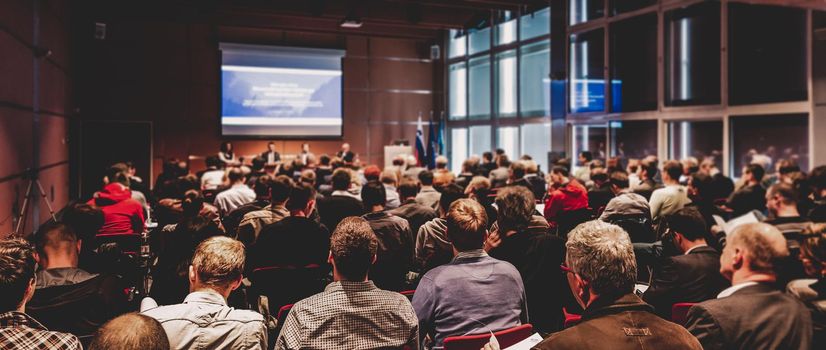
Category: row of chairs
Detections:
[{"x1": 563, "y1": 302, "x2": 696, "y2": 328}]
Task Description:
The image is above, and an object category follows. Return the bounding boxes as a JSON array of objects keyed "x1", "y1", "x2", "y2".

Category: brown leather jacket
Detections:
[{"x1": 532, "y1": 293, "x2": 701, "y2": 350}]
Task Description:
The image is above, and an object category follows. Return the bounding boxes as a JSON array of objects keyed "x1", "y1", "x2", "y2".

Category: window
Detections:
[
  {"x1": 610, "y1": 14, "x2": 657, "y2": 112},
  {"x1": 448, "y1": 29, "x2": 467, "y2": 58},
  {"x1": 450, "y1": 128, "x2": 468, "y2": 173},
  {"x1": 469, "y1": 125, "x2": 492, "y2": 157},
  {"x1": 469, "y1": 56, "x2": 491, "y2": 119},
  {"x1": 521, "y1": 123, "x2": 552, "y2": 173},
  {"x1": 469, "y1": 27, "x2": 491, "y2": 55},
  {"x1": 730, "y1": 114, "x2": 808, "y2": 177},
  {"x1": 570, "y1": 0, "x2": 605, "y2": 26},
  {"x1": 495, "y1": 50, "x2": 517, "y2": 117},
  {"x1": 570, "y1": 29, "x2": 605, "y2": 113},
  {"x1": 496, "y1": 18, "x2": 517, "y2": 46},
  {"x1": 728, "y1": 4, "x2": 806, "y2": 105},
  {"x1": 520, "y1": 41, "x2": 551, "y2": 117},
  {"x1": 609, "y1": 120, "x2": 657, "y2": 161},
  {"x1": 571, "y1": 124, "x2": 607, "y2": 174},
  {"x1": 610, "y1": 0, "x2": 656, "y2": 16},
  {"x1": 668, "y1": 120, "x2": 723, "y2": 170},
  {"x1": 497, "y1": 126, "x2": 519, "y2": 159},
  {"x1": 665, "y1": 2, "x2": 721, "y2": 106},
  {"x1": 520, "y1": 7, "x2": 550, "y2": 40},
  {"x1": 449, "y1": 63, "x2": 467, "y2": 119}
]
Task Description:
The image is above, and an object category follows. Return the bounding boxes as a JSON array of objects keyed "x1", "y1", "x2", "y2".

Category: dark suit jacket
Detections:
[
  {"x1": 643, "y1": 246, "x2": 728, "y2": 318},
  {"x1": 533, "y1": 294, "x2": 702, "y2": 350},
  {"x1": 726, "y1": 184, "x2": 766, "y2": 217},
  {"x1": 261, "y1": 150, "x2": 280, "y2": 163},
  {"x1": 316, "y1": 195, "x2": 364, "y2": 232},
  {"x1": 388, "y1": 199, "x2": 437, "y2": 240},
  {"x1": 524, "y1": 174, "x2": 548, "y2": 202},
  {"x1": 685, "y1": 282, "x2": 812, "y2": 350},
  {"x1": 587, "y1": 185, "x2": 615, "y2": 214}
]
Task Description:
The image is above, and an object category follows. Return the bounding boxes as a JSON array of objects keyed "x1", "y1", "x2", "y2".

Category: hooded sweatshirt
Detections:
[
  {"x1": 415, "y1": 218, "x2": 452, "y2": 273},
  {"x1": 543, "y1": 179, "x2": 589, "y2": 228},
  {"x1": 87, "y1": 183, "x2": 145, "y2": 235}
]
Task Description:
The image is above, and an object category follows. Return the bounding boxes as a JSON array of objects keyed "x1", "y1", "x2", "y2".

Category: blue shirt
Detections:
[{"x1": 412, "y1": 250, "x2": 528, "y2": 349}]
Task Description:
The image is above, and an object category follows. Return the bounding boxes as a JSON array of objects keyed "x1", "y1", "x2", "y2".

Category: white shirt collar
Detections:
[
  {"x1": 684, "y1": 244, "x2": 708, "y2": 255},
  {"x1": 717, "y1": 281, "x2": 759, "y2": 299}
]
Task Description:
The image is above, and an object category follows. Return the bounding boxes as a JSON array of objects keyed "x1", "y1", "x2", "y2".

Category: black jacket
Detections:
[
  {"x1": 686, "y1": 282, "x2": 812, "y2": 350},
  {"x1": 643, "y1": 246, "x2": 728, "y2": 318},
  {"x1": 726, "y1": 183, "x2": 766, "y2": 217},
  {"x1": 389, "y1": 199, "x2": 437, "y2": 240},
  {"x1": 362, "y1": 211, "x2": 414, "y2": 291},
  {"x1": 316, "y1": 195, "x2": 364, "y2": 232}
]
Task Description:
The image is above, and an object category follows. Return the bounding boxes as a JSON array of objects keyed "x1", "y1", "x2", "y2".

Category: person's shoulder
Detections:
[{"x1": 532, "y1": 326, "x2": 579, "y2": 349}]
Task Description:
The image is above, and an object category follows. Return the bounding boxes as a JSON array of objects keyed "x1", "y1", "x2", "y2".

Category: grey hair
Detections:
[{"x1": 566, "y1": 220, "x2": 637, "y2": 296}]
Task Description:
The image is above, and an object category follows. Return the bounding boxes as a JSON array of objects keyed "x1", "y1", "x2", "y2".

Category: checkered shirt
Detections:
[
  {"x1": 275, "y1": 281, "x2": 419, "y2": 350},
  {"x1": 0, "y1": 311, "x2": 81, "y2": 350}
]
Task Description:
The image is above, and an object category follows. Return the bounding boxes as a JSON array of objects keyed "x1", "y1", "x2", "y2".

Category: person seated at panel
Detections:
[
  {"x1": 316, "y1": 168, "x2": 364, "y2": 230},
  {"x1": 413, "y1": 199, "x2": 528, "y2": 349},
  {"x1": 27, "y1": 222, "x2": 129, "y2": 338},
  {"x1": 88, "y1": 164, "x2": 145, "y2": 235},
  {"x1": 143, "y1": 236, "x2": 267, "y2": 350},
  {"x1": 0, "y1": 238, "x2": 82, "y2": 350},
  {"x1": 685, "y1": 223, "x2": 812, "y2": 350},
  {"x1": 88, "y1": 313, "x2": 169, "y2": 350},
  {"x1": 298, "y1": 142, "x2": 315, "y2": 165},
  {"x1": 218, "y1": 141, "x2": 240, "y2": 167},
  {"x1": 525, "y1": 220, "x2": 701, "y2": 350},
  {"x1": 390, "y1": 178, "x2": 438, "y2": 241},
  {"x1": 416, "y1": 184, "x2": 465, "y2": 273},
  {"x1": 336, "y1": 142, "x2": 356, "y2": 164},
  {"x1": 361, "y1": 181, "x2": 414, "y2": 291},
  {"x1": 261, "y1": 142, "x2": 281, "y2": 165},
  {"x1": 786, "y1": 223, "x2": 826, "y2": 349},
  {"x1": 213, "y1": 168, "x2": 256, "y2": 216},
  {"x1": 416, "y1": 170, "x2": 442, "y2": 210},
  {"x1": 485, "y1": 186, "x2": 566, "y2": 333},
  {"x1": 642, "y1": 207, "x2": 728, "y2": 319},
  {"x1": 275, "y1": 217, "x2": 419, "y2": 349}
]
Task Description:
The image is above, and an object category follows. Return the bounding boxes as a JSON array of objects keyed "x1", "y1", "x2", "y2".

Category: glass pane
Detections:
[
  {"x1": 609, "y1": 120, "x2": 657, "y2": 164},
  {"x1": 450, "y1": 128, "x2": 468, "y2": 173},
  {"x1": 571, "y1": 124, "x2": 607, "y2": 176},
  {"x1": 449, "y1": 62, "x2": 467, "y2": 119},
  {"x1": 469, "y1": 125, "x2": 492, "y2": 157},
  {"x1": 448, "y1": 29, "x2": 467, "y2": 58},
  {"x1": 520, "y1": 41, "x2": 551, "y2": 117},
  {"x1": 665, "y1": 2, "x2": 721, "y2": 106},
  {"x1": 610, "y1": 0, "x2": 656, "y2": 16},
  {"x1": 469, "y1": 27, "x2": 491, "y2": 55},
  {"x1": 570, "y1": 0, "x2": 605, "y2": 26},
  {"x1": 730, "y1": 114, "x2": 808, "y2": 177},
  {"x1": 497, "y1": 126, "x2": 520, "y2": 159},
  {"x1": 610, "y1": 14, "x2": 657, "y2": 112},
  {"x1": 668, "y1": 120, "x2": 723, "y2": 171},
  {"x1": 469, "y1": 56, "x2": 491, "y2": 119},
  {"x1": 495, "y1": 50, "x2": 517, "y2": 117},
  {"x1": 520, "y1": 7, "x2": 551, "y2": 40},
  {"x1": 496, "y1": 19, "x2": 517, "y2": 46},
  {"x1": 728, "y1": 3, "x2": 806, "y2": 105},
  {"x1": 569, "y1": 29, "x2": 605, "y2": 113},
  {"x1": 521, "y1": 123, "x2": 552, "y2": 173}
]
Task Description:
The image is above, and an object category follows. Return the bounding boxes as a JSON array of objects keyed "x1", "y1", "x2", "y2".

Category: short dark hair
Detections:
[
  {"x1": 483, "y1": 152, "x2": 493, "y2": 161},
  {"x1": 666, "y1": 207, "x2": 707, "y2": 241},
  {"x1": 227, "y1": 168, "x2": 245, "y2": 183},
  {"x1": 768, "y1": 183, "x2": 798, "y2": 205},
  {"x1": 446, "y1": 199, "x2": 488, "y2": 251},
  {"x1": 33, "y1": 221, "x2": 77, "y2": 256},
  {"x1": 0, "y1": 238, "x2": 37, "y2": 313},
  {"x1": 205, "y1": 156, "x2": 221, "y2": 168},
  {"x1": 510, "y1": 161, "x2": 526, "y2": 179},
  {"x1": 330, "y1": 217, "x2": 378, "y2": 281},
  {"x1": 319, "y1": 154, "x2": 331, "y2": 166},
  {"x1": 439, "y1": 184, "x2": 466, "y2": 214},
  {"x1": 89, "y1": 313, "x2": 170, "y2": 350},
  {"x1": 497, "y1": 155, "x2": 511, "y2": 168},
  {"x1": 580, "y1": 151, "x2": 593, "y2": 162},
  {"x1": 746, "y1": 163, "x2": 765, "y2": 182},
  {"x1": 418, "y1": 170, "x2": 434, "y2": 186},
  {"x1": 551, "y1": 166, "x2": 569, "y2": 178},
  {"x1": 253, "y1": 175, "x2": 271, "y2": 198},
  {"x1": 777, "y1": 159, "x2": 800, "y2": 175},
  {"x1": 332, "y1": 169, "x2": 352, "y2": 191},
  {"x1": 663, "y1": 160, "x2": 683, "y2": 181},
  {"x1": 642, "y1": 160, "x2": 658, "y2": 179},
  {"x1": 220, "y1": 141, "x2": 233, "y2": 153},
  {"x1": 181, "y1": 190, "x2": 205, "y2": 218},
  {"x1": 107, "y1": 163, "x2": 130, "y2": 186},
  {"x1": 609, "y1": 170, "x2": 629, "y2": 189},
  {"x1": 270, "y1": 175, "x2": 293, "y2": 203},
  {"x1": 398, "y1": 178, "x2": 421, "y2": 199},
  {"x1": 60, "y1": 202, "x2": 104, "y2": 242},
  {"x1": 191, "y1": 236, "x2": 245, "y2": 289},
  {"x1": 251, "y1": 157, "x2": 265, "y2": 171},
  {"x1": 361, "y1": 181, "x2": 387, "y2": 208},
  {"x1": 495, "y1": 186, "x2": 535, "y2": 232},
  {"x1": 286, "y1": 183, "x2": 316, "y2": 211},
  {"x1": 690, "y1": 171, "x2": 714, "y2": 200}
]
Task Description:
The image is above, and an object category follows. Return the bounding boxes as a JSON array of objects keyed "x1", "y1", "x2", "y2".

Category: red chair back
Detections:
[
  {"x1": 671, "y1": 302, "x2": 696, "y2": 326},
  {"x1": 400, "y1": 290, "x2": 415, "y2": 301},
  {"x1": 562, "y1": 307, "x2": 582, "y2": 328},
  {"x1": 443, "y1": 324, "x2": 533, "y2": 350}
]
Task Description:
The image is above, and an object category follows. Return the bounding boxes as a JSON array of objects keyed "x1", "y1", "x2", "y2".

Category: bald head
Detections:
[
  {"x1": 721, "y1": 223, "x2": 789, "y2": 280},
  {"x1": 90, "y1": 313, "x2": 169, "y2": 350}
]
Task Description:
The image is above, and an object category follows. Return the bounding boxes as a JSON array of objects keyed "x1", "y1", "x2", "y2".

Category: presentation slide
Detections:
[{"x1": 220, "y1": 44, "x2": 345, "y2": 137}]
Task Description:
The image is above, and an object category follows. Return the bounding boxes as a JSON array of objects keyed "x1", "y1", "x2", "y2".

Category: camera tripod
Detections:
[{"x1": 13, "y1": 170, "x2": 57, "y2": 237}]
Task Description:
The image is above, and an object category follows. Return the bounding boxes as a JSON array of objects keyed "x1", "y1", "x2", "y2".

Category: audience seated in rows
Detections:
[
  {"x1": 489, "y1": 155, "x2": 511, "y2": 188},
  {"x1": 389, "y1": 178, "x2": 438, "y2": 244},
  {"x1": 416, "y1": 171, "x2": 442, "y2": 210},
  {"x1": 726, "y1": 163, "x2": 767, "y2": 217},
  {"x1": 361, "y1": 181, "x2": 414, "y2": 291},
  {"x1": 649, "y1": 160, "x2": 691, "y2": 222},
  {"x1": 236, "y1": 175, "x2": 292, "y2": 246},
  {"x1": 465, "y1": 176, "x2": 498, "y2": 228},
  {"x1": 632, "y1": 159, "x2": 661, "y2": 201},
  {"x1": 88, "y1": 313, "x2": 169, "y2": 350},
  {"x1": 275, "y1": 217, "x2": 418, "y2": 349},
  {"x1": 544, "y1": 166, "x2": 588, "y2": 231},
  {"x1": 413, "y1": 199, "x2": 527, "y2": 349},
  {"x1": 213, "y1": 168, "x2": 256, "y2": 216},
  {"x1": 88, "y1": 165, "x2": 145, "y2": 235},
  {"x1": 316, "y1": 169, "x2": 364, "y2": 231},
  {"x1": 222, "y1": 174, "x2": 271, "y2": 237},
  {"x1": 415, "y1": 184, "x2": 466, "y2": 273},
  {"x1": 143, "y1": 236, "x2": 267, "y2": 350}
]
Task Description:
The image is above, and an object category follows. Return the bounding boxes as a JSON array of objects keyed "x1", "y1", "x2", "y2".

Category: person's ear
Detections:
[
  {"x1": 188, "y1": 265, "x2": 197, "y2": 284},
  {"x1": 230, "y1": 276, "x2": 243, "y2": 291},
  {"x1": 732, "y1": 248, "x2": 745, "y2": 269},
  {"x1": 306, "y1": 199, "x2": 316, "y2": 214},
  {"x1": 371, "y1": 254, "x2": 378, "y2": 265},
  {"x1": 327, "y1": 251, "x2": 334, "y2": 265},
  {"x1": 76, "y1": 239, "x2": 82, "y2": 253},
  {"x1": 24, "y1": 277, "x2": 36, "y2": 305}
]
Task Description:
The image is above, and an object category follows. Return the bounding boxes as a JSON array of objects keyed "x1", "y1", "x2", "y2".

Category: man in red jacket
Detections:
[
  {"x1": 544, "y1": 166, "x2": 588, "y2": 230},
  {"x1": 87, "y1": 167, "x2": 145, "y2": 235}
]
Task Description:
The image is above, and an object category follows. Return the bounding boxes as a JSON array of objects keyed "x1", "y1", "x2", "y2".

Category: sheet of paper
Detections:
[
  {"x1": 723, "y1": 211, "x2": 760, "y2": 235},
  {"x1": 635, "y1": 283, "x2": 650, "y2": 294},
  {"x1": 504, "y1": 333, "x2": 544, "y2": 350}
]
